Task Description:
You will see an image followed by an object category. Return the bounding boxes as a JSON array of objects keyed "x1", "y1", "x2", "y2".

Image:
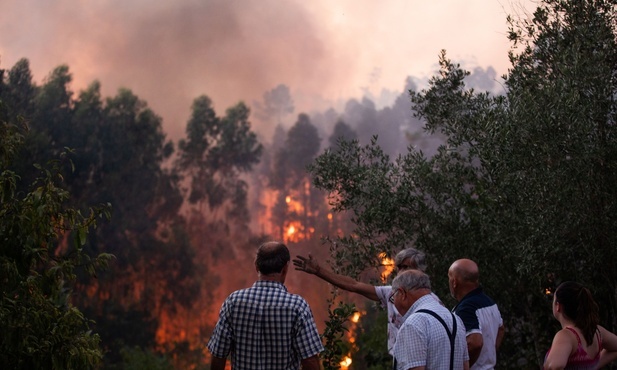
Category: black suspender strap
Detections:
[{"x1": 416, "y1": 309, "x2": 457, "y2": 370}]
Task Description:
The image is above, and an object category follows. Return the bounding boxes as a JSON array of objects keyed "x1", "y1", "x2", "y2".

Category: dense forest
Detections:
[
  {"x1": 0, "y1": 50, "x2": 462, "y2": 368},
  {"x1": 2, "y1": 0, "x2": 616, "y2": 369}
]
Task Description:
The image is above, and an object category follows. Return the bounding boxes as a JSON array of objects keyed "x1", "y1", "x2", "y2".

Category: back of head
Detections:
[
  {"x1": 255, "y1": 241, "x2": 290, "y2": 275},
  {"x1": 555, "y1": 281, "x2": 599, "y2": 345},
  {"x1": 392, "y1": 269, "x2": 431, "y2": 291},
  {"x1": 452, "y1": 259, "x2": 480, "y2": 286},
  {"x1": 394, "y1": 247, "x2": 427, "y2": 272}
]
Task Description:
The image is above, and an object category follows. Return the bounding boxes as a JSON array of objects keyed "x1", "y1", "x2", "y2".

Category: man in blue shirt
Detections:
[
  {"x1": 448, "y1": 259, "x2": 505, "y2": 370},
  {"x1": 208, "y1": 241, "x2": 324, "y2": 370}
]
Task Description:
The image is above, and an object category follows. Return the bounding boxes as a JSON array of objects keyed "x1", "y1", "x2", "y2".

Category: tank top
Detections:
[{"x1": 546, "y1": 327, "x2": 602, "y2": 370}]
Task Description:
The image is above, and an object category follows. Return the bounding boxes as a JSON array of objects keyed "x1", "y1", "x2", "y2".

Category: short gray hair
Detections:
[
  {"x1": 392, "y1": 270, "x2": 431, "y2": 292},
  {"x1": 394, "y1": 247, "x2": 427, "y2": 272}
]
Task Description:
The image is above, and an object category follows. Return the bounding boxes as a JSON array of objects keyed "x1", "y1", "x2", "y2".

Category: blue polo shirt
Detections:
[{"x1": 452, "y1": 286, "x2": 503, "y2": 370}]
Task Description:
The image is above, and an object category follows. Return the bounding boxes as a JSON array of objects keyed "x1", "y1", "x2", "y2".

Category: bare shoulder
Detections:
[
  {"x1": 598, "y1": 325, "x2": 617, "y2": 349},
  {"x1": 553, "y1": 327, "x2": 578, "y2": 349}
]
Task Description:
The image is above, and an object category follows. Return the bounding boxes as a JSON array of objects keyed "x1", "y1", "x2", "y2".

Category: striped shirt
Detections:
[{"x1": 207, "y1": 280, "x2": 324, "y2": 370}]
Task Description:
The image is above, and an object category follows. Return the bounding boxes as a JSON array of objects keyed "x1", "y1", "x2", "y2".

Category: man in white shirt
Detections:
[
  {"x1": 293, "y1": 247, "x2": 441, "y2": 356},
  {"x1": 392, "y1": 270, "x2": 469, "y2": 370}
]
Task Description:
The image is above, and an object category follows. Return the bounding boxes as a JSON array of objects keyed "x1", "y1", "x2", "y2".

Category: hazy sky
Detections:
[{"x1": 0, "y1": 0, "x2": 534, "y2": 140}]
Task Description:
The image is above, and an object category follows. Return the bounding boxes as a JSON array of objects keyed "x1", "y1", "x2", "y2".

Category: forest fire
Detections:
[
  {"x1": 340, "y1": 356, "x2": 352, "y2": 369},
  {"x1": 286, "y1": 194, "x2": 302, "y2": 213},
  {"x1": 287, "y1": 224, "x2": 296, "y2": 236},
  {"x1": 380, "y1": 253, "x2": 395, "y2": 280},
  {"x1": 339, "y1": 310, "x2": 364, "y2": 369},
  {"x1": 285, "y1": 220, "x2": 304, "y2": 243}
]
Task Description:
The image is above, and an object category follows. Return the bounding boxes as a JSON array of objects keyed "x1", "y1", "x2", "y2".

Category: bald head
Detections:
[
  {"x1": 450, "y1": 259, "x2": 480, "y2": 284},
  {"x1": 448, "y1": 259, "x2": 480, "y2": 301}
]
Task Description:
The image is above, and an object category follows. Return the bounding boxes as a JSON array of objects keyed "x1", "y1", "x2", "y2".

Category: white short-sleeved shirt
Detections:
[{"x1": 375, "y1": 285, "x2": 403, "y2": 355}]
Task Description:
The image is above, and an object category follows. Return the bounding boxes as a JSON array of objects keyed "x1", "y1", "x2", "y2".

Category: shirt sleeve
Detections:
[
  {"x1": 455, "y1": 303, "x2": 480, "y2": 335},
  {"x1": 293, "y1": 302, "x2": 325, "y2": 359},
  {"x1": 374, "y1": 285, "x2": 392, "y2": 308},
  {"x1": 207, "y1": 298, "x2": 234, "y2": 358}
]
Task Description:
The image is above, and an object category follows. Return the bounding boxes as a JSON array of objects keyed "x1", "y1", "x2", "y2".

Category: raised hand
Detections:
[{"x1": 292, "y1": 254, "x2": 321, "y2": 275}]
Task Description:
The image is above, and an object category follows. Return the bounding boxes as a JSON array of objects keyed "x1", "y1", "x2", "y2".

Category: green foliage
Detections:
[
  {"x1": 1, "y1": 59, "x2": 211, "y2": 367},
  {"x1": 116, "y1": 346, "x2": 174, "y2": 370},
  {"x1": 0, "y1": 117, "x2": 112, "y2": 369},
  {"x1": 321, "y1": 300, "x2": 357, "y2": 370},
  {"x1": 309, "y1": 0, "x2": 617, "y2": 367},
  {"x1": 351, "y1": 305, "x2": 390, "y2": 370}
]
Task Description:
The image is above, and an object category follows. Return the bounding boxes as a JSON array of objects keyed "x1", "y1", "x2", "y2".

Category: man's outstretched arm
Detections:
[{"x1": 293, "y1": 254, "x2": 379, "y2": 301}]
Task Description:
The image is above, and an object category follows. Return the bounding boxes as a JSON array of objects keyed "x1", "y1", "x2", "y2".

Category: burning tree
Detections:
[
  {"x1": 269, "y1": 114, "x2": 329, "y2": 242},
  {"x1": 0, "y1": 59, "x2": 217, "y2": 367}
]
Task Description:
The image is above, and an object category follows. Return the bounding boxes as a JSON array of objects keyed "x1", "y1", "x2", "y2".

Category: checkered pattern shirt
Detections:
[
  {"x1": 375, "y1": 286, "x2": 444, "y2": 355},
  {"x1": 393, "y1": 294, "x2": 469, "y2": 370},
  {"x1": 207, "y1": 280, "x2": 324, "y2": 370}
]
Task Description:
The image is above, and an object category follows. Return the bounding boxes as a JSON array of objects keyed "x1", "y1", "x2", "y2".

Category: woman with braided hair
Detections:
[{"x1": 544, "y1": 281, "x2": 617, "y2": 369}]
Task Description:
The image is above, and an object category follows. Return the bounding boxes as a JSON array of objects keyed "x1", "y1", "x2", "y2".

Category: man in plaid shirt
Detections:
[{"x1": 207, "y1": 241, "x2": 324, "y2": 370}]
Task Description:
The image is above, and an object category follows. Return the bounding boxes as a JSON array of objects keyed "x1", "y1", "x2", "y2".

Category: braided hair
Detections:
[{"x1": 555, "y1": 281, "x2": 600, "y2": 345}]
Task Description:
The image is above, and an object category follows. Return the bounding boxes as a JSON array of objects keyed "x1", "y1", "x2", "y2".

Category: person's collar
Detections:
[
  {"x1": 253, "y1": 280, "x2": 287, "y2": 290},
  {"x1": 452, "y1": 285, "x2": 483, "y2": 309},
  {"x1": 460, "y1": 285, "x2": 483, "y2": 300},
  {"x1": 402, "y1": 293, "x2": 433, "y2": 321}
]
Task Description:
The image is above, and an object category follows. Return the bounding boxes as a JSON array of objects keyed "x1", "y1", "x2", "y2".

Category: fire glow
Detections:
[
  {"x1": 340, "y1": 356, "x2": 352, "y2": 369},
  {"x1": 380, "y1": 253, "x2": 395, "y2": 280}
]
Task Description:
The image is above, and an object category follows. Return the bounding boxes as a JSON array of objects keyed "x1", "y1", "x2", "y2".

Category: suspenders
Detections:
[
  {"x1": 416, "y1": 309, "x2": 457, "y2": 370},
  {"x1": 392, "y1": 309, "x2": 458, "y2": 370}
]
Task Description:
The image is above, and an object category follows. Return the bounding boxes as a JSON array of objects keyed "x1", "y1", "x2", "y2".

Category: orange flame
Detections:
[
  {"x1": 284, "y1": 220, "x2": 305, "y2": 243},
  {"x1": 287, "y1": 224, "x2": 296, "y2": 236},
  {"x1": 380, "y1": 253, "x2": 395, "y2": 280},
  {"x1": 340, "y1": 356, "x2": 352, "y2": 369}
]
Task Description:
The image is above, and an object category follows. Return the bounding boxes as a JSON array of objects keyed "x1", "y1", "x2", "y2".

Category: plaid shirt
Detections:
[{"x1": 207, "y1": 280, "x2": 324, "y2": 370}]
